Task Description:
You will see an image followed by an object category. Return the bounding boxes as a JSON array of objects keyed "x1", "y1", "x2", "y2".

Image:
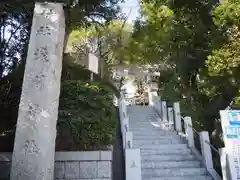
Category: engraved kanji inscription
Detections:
[
  {"x1": 52, "y1": 69, "x2": 57, "y2": 80},
  {"x1": 130, "y1": 161, "x2": 138, "y2": 168},
  {"x1": 27, "y1": 103, "x2": 42, "y2": 120},
  {"x1": 23, "y1": 140, "x2": 39, "y2": 155},
  {"x1": 40, "y1": 8, "x2": 54, "y2": 19},
  {"x1": 34, "y1": 46, "x2": 49, "y2": 62},
  {"x1": 36, "y1": 25, "x2": 51, "y2": 36},
  {"x1": 32, "y1": 74, "x2": 46, "y2": 90}
]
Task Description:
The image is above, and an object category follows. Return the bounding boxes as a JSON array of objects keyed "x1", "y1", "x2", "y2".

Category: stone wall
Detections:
[{"x1": 0, "y1": 151, "x2": 112, "y2": 180}]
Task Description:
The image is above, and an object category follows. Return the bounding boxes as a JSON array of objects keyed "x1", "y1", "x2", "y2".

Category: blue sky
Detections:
[{"x1": 119, "y1": 0, "x2": 140, "y2": 23}]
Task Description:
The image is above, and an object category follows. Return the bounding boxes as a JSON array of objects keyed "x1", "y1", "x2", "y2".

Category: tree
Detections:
[
  {"x1": 128, "y1": 1, "x2": 240, "y2": 174},
  {"x1": 0, "y1": 0, "x2": 123, "y2": 76},
  {"x1": 66, "y1": 20, "x2": 133, "y2": 78},
  {"x1": 0, "y1": 0, "x2": 123, "y2": 148}
]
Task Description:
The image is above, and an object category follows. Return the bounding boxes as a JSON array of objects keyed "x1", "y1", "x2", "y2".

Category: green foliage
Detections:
[
  {"x1": 131, "y1": 0, "x2": 240, "y2": 134},
  {"x1": 0, "y1": 0, "x2": 122, "y2": 31},
  {"x1": 56, "y1": 80, "x2": 117, "y2": 150},
  {"x1": 62, "y1": 53, "x2": 120, "y2": 97},
  {"x1": 0, "y1": 54, "x2": 119, "y2": 151},
  {"x1": 130, "y1": 4, "x2": 240, "y2": 176},
  {"x1": 66, "y1": 20, "x2": 134, "y2": 79},
  {"x1": 0, "y1": 0, "x2": 122, "y2": 78},
  {"x1": 0, "y1": 0, "x2": 122, "y2": 150}
]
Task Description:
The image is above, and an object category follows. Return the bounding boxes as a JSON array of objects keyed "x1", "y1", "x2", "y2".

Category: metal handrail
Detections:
[
  {"x1": 181, "y1": 116, "x2": 199, "y2": 135},
  {"x1": 205, "y1": 140, "x2": 219, "y2": 154},
  {"x1": 181, "y1": 116, "x2": 220, "y2": 155}
]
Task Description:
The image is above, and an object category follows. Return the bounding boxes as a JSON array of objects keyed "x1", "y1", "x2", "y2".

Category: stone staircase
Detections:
[{"x1": 128, "y1": 105, "x2": 213, "y2": 180}]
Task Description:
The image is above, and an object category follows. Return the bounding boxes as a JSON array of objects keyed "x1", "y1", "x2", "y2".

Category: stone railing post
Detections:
[
  {"x1": 122, "y1": 99, "x2": 127, "y2": 117},
  {"x1": 168, "y1": 108, "x2": 174, "y2": 130},
  {"x1": 120, "y1": 91, "x2": 125, "y2": 99},
  {"x1": 219, "y1": 147, "x2": 231, "y2": 180},
  {"x1": 118, "y1": 99, "x2": 124, "y2": 133},
  {"x1": 125, "y1": 132, "x2": 133, "y2": 149},
  {"x1": 173, "y1": 102, "x2": 182, "y2": 132},
  {"x1": 184, "y1": 117, "x2": 194, "y2": 148},
  {"x1": 199, "y1": 131, "x2": 214, "y2": 172},
  {"x1": 158, "y1": 96, "x2": 162, "y2": 116},
  {"x1": 155, "y1": 96, "x2": 162, "y2": 116},
  {"x1": 161, "y1": 101, "x2": 167, "y2": 121},
  {"x1": 147, "y1": 86, "x2": 153, "y2": 106},
  {"x1": 10, "y1": 3, "x2": 65, "y2": 180},
  {"x1": 125, "y1": 149, "x2": 141, "y2": 180},
  {"x1": 122, "y1": 116, "x2": 129, "y2": 150}
]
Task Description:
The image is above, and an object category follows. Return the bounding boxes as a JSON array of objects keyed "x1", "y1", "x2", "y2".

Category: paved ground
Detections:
[{"x1": 112, "y1": 108, "x2": 125, "y2": 180}]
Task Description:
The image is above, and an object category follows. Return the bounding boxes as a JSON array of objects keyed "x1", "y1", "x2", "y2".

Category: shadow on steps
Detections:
[{"x1": 112, "y1": 107, "x2": 125, "y2": 180}]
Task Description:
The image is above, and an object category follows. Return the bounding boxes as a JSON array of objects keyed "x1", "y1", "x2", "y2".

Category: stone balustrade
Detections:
[
  {"x1": 147, "y1": 84, "x2": 223, "y2": 180},
  {"x1": 156, "y1": 99, "x2": 223, "y2": 180},
  {"x1": 118, "y1": 97, "x2": 142, "y2": 180}
]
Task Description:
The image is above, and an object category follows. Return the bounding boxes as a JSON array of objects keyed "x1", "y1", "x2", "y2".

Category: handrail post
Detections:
[
  {"x1": 155, "y1": 96, "x2": 161, "y2": 116},
  {"x1": 122, "y1": 116, "x2": 129, "y2": 150},
  {"x1": 125, "y1": 132, "x2": 133, "y2": 149},
  {"x1": 173, "y1": 102, "x2": 182, "y2": 132},
  {"x1": 120, "y1": 91, "x2": 124, "y2": 99},
  {"x1": 122, "y1": 98, "x2": 127, "y2": 116},
  {"x1": 185, "y1": 116, "x2": 194, "y2": 148},
  {"x1": 161, "y1": 101, "x2": 167, "y2": 121},
  {"x1": 168, "y1": 107, "x2": 174, "y2": 130},
  {"x1": 158, "y1": 96, "x2": 162, "y2": 116},
  {"x1": 219, "y1": 147, "x2": 231, "y2": 180},
  {"x1": 118, "y1": 99, "x2": 124, "y2": 136},
  {"x1": 199, "y1": 131, "x2": 214, "y2": 172}
]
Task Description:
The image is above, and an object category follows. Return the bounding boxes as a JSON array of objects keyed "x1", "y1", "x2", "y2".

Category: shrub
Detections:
[{"x1": 56, "y1": 80, "x2": 117, "y2": 151}]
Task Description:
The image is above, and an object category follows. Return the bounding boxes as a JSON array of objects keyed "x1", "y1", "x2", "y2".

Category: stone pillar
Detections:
[
  {"x1": 173, "y1": 102, "x2": 182, "y2": 132},
  {"x1": 161, "y1": 101, "x2": 167, "y2": 121},
  {"x1": 199, "y1": 131, "x2": 214, "y2": 172},
  {"x1": 185, "y1": 116, "x2": 194, "y2": 148},
  {"x1": 10, "y1": 3, "x2": 65, "y2": 180},
  {"x1": 168, "y1": 107, "x2": 174, "y2": 130}
]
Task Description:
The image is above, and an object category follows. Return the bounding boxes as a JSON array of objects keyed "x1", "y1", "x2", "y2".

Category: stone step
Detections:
[
  {"x1": 129, "y1": 110, "x2": 156, "y2": 113},
  {"x1": 143, "y1": 175, "x2": 212, "y2": 180},
  {"x1": 141, "y1": 160, "x2": 201, "y2": 169},
  {"x1": 129, "y1": 112, "x2": 157, "y2": 115},
  {"x1": 140, "y1": 148, "x2": 191, "y2": 156},
  {"x1": 129, "y1": 120, "x2": 159, "y2": 123},
  {"x1": 129, "y1": 124, "x2": 164, "y2": 128},
  {"x1": 129, "y1": 112, "x2": 158, "y2": 115},
  {"x1": 129, "y1": 121, "x2": 160, "y2": 124},
  {"x1": 128, "y1": 110, "x2": 154, "y2": 113},
  {"x1": 133, "y1": 139, "x2": 184, "y2": 146},
  {"x1": 130, "y1": 120, "x2": 160, "y2": 122},
  {"x1": 140, "y1": 144, "x2": 188, "y2": 150},
  {"x1": 141, "y1": 154, "x2": 196, "y2": 161},
  {"x1": 129, "y1": 126, "x2": 168, "y2": 129},
  {"x1": 131, "y1": 131, "x2": 177, "y2": 136},
  {"x1": 133, "y1": 135, "x2": 182, "y2": 140},
  {"x1": 129, "y1": 123, "x2": 160, "y2": 126},
  {"x1": 142, "y1": 168, "x2": 207, "y2": 178},
  {"x1": 128, "y1": 111, "x2": 155, "y2": 114},
  {"x1": 130, "y1": 126, "x2": 161, "y2": 130},
  {"x1": 129, "y1": 125, "x2": 170, "y2": 129}
]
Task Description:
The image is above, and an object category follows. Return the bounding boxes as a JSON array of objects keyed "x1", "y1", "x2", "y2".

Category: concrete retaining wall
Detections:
[{"x1": 0, "y1": 151, "x2": 112, "y2": 180}]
